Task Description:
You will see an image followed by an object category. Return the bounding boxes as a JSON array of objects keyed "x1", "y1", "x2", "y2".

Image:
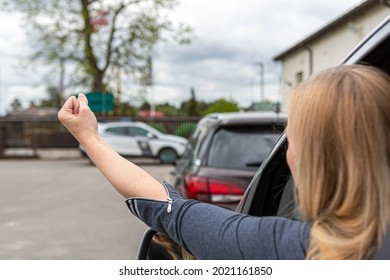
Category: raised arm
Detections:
[{"x1": 58, "y1": 93, "x2": 167, "y2": 200}]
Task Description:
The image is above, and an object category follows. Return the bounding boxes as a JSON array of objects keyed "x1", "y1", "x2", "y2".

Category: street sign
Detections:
[{"x1": 85, "y1": 92, "x2": 114, "y2": 114}]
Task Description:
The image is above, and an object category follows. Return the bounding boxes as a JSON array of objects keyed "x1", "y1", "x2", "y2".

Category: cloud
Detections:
[
  {"x1": 151, "y1": 0, "x2": 364, "y2": 107},
  {"x1": 0, "y1": 0, "x2": 365, "y2": 115}
]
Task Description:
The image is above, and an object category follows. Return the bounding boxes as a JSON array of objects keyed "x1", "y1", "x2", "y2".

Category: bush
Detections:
[
  {"x1": 175, "y1": 122, "x2": 197, "y2": 138},
  {"x1": 148, "y1": 123, "x2": 167, "y2": 134}
]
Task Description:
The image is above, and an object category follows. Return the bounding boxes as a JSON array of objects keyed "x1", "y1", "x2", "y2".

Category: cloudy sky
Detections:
[{"x1": 0, "y1": 0, "x2": 365, "y2": 115}]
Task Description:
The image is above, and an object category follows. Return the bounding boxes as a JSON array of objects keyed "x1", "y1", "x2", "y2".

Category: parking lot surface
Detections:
[{"x1": 0, "y1": 158, "x2": 173, "y2": 260}]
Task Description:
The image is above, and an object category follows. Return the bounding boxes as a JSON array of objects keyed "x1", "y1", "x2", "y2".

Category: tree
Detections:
[
  {"x1": 3, "y1": 0, "x2": 192, "y2": 97},
  {"x1": 39, "y1": 86, "x2": 64, "y2": 108},
  {"x1": 139, "y1": 100, "x2": 151, "y2": 111},
  {"x1": 187, "y1": 87, "x2": 199, "y2": 116},
  {"x1": 203, "y1": 98, "x2": 240, "y2": 115},
  {"x1": 114, "y1": 98, "x2": 137, "y2": 116},
  {"x1": 156, "y1": 102, "x2": 180, "y2": 116},
  {"x1": 10, "y1": 98, "x2": 22, "y2": 112},
  {"x1": 180, "y1": 87, "x2": 201, "y2": 116}
]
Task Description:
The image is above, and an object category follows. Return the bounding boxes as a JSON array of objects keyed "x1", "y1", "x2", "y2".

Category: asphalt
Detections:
[{"x1": 0, "y1": 158, "x2": 174, "y2": 260}]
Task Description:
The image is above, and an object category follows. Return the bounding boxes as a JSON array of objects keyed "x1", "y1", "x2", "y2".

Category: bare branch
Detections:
[{"x1": 102, "y1": 1, "x2": 127, "y2": 73}]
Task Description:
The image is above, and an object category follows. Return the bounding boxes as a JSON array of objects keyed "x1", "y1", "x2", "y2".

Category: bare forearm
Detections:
[{"x1": 82, "y1": 136, "x2": 167, "y2": 200}]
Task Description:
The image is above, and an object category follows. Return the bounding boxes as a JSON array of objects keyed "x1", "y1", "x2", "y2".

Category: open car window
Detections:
[{"x1": 276, "y1": 178, "x2": 301, "y2": 220}]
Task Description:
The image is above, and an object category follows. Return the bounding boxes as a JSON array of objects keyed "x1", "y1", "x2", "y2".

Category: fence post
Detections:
[{"x1": 0, "y1": 123, "x2": 5, "y2": 158}]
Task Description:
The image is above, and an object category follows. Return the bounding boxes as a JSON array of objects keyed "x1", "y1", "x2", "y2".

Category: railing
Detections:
[{"x1": 0, "y1": 116, "x2": 201, "y2": 156}]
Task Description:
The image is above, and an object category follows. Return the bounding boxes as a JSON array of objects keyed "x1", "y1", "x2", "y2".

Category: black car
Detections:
[
  {"x1": 137, "y1": 15, "x2": 390, "y2": 260},
  {"x1": 170, "y1": 111, "x2": 286, "y2": 210}
]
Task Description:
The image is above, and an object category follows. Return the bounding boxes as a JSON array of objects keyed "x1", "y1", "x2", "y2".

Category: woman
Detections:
[
  {"x1": 287, "y1": 64, "x2": 390, "y2": 259},
  {"x1": 58, "y1": 64, "x2": 390, "y2": 259}
]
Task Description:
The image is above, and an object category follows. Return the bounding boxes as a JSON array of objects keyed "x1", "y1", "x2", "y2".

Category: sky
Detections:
[{"x1": 0, "y1": 0, "x2": 365, "y2": 115}]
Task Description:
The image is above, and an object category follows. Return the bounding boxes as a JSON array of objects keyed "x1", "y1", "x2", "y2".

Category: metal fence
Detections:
[{"x1": 0, "y1": 116, "x2": 201, "y2": 156}]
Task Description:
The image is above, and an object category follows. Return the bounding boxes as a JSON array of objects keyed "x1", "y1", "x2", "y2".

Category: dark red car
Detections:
[{"x1": 170, "y1": 111, "x2": 286, "y2": 210}]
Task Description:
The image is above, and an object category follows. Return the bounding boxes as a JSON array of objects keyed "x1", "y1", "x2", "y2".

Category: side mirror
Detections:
[
  {"x1": 136, "y1": 228, "x2": 196, "y2": 260},
  {"x1": 147, "y1": 132, "x2": 156, "y2": 139}
]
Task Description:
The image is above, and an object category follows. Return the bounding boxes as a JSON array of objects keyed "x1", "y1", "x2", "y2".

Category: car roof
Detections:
[
  {"x1": 99, "y1": 121, "x2": 140, "y2": 126},
  {"x1": 198, "y1": 111, "x2": 287, "y2": 127},
  {"x1": 98, "y1": 121, "x2": 162, "y2": 133},
  {"x1": 98, "y1": 121, "x2": 155, "y2": 129}
]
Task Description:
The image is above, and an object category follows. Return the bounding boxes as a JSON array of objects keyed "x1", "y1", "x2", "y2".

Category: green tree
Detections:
[
  {"x1": 180, "y1": 87, "x2": 202, "y2": 116},
  {"x1": 10, "y1": 98, "x2": 22, "y2": 112},
  {"x1": 197, "y1": 100, "x2": 209, "y2": 114},
  {"x1": 114, "y1": 98, "x2": 137, "y2": 116},
  {"x1": 39, "y1": 86, "x2": 64, "y2": 108},
  {"x1": 139, "y1": 101, "x2": 151, "y2": 111},
  {"x1": 203, "y1": 98, "x2": 240, "y2": 115},
  {"x1": 187, "y1": 87, "x2": 199, "y2": 116},
  {"x1": 3, "y1": 0, "x2": 193, "y2": 96},
  {"x1": 156, "y1": 102, "x2": 179, "y2": 116}
]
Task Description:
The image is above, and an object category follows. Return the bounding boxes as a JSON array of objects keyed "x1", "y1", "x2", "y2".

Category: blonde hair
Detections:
[
  {"x1": 288, "y1": 65, "x2": 390, "y2": 259},
  {"x1": 152, "y1": 233, "x2": 197, "y2": 260}
]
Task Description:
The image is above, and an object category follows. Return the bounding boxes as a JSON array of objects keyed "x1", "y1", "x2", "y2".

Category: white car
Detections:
[{"x1": 80, "y1": 121, "x2": 188, "y2": 164}]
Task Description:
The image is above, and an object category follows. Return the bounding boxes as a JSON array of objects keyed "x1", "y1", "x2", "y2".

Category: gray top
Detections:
[{"x1": 126, "y1": 181, "x2": 311, "y2": 259}]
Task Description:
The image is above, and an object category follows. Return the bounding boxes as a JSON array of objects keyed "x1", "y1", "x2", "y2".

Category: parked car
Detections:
[
  {"x1": 80, "y1": 121, "x2": 188, "y2": 164},
  {"x1": 170, "y1": 111, "x2": 287, "y2": 210},
  {"x1": 137, "y1": 15, "x2": 390, "y2": 259}
]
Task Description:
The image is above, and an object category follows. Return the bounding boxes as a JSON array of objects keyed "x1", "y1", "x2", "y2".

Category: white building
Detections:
[{"x1": 273, "y1": 0, "x2": 390, "y2": 112}]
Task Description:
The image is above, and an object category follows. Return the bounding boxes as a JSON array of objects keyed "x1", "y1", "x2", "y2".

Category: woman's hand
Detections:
[{"x1": 58, "y1": 93, "x2": 99, "y2": 145}]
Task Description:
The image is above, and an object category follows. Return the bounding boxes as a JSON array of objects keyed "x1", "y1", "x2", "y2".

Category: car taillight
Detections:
[{"x1": 185, "y1": 175, "x2": 244, "y2": 204}]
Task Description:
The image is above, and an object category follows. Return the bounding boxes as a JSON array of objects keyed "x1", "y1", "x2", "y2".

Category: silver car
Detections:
[{"x1": 80, "y1": 121, "x2": 188, "y2": 164}]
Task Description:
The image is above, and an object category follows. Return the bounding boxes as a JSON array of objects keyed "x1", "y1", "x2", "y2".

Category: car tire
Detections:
[{"x1": 158, "y1": 148, "x2": 178, "y2": 164}]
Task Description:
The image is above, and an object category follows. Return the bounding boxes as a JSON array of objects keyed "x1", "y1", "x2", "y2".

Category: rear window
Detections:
[{"x1": 207, "y1": 126, "x2": 281, "y2": 169}]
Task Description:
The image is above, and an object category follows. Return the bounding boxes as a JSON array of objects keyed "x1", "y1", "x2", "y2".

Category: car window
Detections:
[
  {"x1": 191, "y1": 125, "x2": 210, "y2": 164},
  {"x1": 206, "y1": 126, "x2": 281, "y2": 169},
  {"x1": 236, "y1": 134, "x2": 292, "y2": 215},
  {"x1": 129, "y1": 126, "x2": 149, "y2": 137},
  {"x1": 276, "y1": 178, "x2": 301, "y2": 220},
  {"x1": 183, "y1": 127, "x2": 201, "y2": 159},
  {"x1": 105, "y1": 126, "x2": 128, "y2": 135}
]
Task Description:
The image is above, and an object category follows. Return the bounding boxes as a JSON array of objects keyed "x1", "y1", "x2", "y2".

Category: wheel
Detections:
[{"x1": 158, "y1": 148, "x2": 178, "y2": 164}]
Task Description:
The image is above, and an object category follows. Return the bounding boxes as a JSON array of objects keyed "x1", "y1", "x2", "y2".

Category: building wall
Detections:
[{"x1": 279, "y1": 5, "x2": 390, "y2": 112}]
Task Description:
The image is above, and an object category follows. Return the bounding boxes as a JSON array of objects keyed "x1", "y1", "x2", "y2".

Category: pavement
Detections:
[{"x1": 0, "y1": 158, "x2": 174, "y2": 260}]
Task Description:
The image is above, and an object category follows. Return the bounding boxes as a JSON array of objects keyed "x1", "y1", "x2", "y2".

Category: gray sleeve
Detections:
[{"x1": 126, "y1": 181, "x2": 310, "y2": 260}]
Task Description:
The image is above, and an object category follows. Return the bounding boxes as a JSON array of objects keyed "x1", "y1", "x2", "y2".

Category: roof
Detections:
[
  {"x1": 273, "y1": 0, "x2": 381, "y2": 61},
  {"x1": 137, "y1": 110, "x2": 164, "y2": 118},
  {"x1": 4, "y1": 107, "x2": 59, "y2": 121}
]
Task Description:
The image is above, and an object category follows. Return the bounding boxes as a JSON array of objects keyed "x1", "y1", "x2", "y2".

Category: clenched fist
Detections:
[{"x1": 58, "y1": 93, "x2": 99, "y2": 145}]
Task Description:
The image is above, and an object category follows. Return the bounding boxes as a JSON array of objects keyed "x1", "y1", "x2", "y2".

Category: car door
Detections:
[
  {"x1": 127, "y1": 125, "x2": 154, "y2": 156},
  {"x1": 103, "y1": 125, "x2": 142, "y2": 156}
]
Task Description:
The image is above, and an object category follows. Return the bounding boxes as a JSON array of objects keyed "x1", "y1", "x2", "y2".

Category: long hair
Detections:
[{"x1": 288, "y1": 64, "x2": 390, "y2": 259}]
